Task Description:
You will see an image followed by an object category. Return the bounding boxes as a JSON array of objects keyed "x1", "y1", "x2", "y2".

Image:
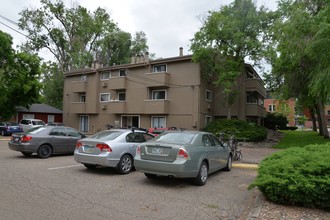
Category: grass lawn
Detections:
[{"x1": 273, "y1": 130, "x2": 330, "y2": 149}]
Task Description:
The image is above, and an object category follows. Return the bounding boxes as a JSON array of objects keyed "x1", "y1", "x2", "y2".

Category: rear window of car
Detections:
[
  {"x1": 9, "y1": 122, "x2": 19, "y2": 126},
  {"x1": 26, "y1": 126, "x2": 48, "y2": 134},
  {"x1": 154, "y1": 132, "x2": 195, "y2": 144},
  {"x1": 89, "y1": 130, "x2": 123, "y2": 141}
]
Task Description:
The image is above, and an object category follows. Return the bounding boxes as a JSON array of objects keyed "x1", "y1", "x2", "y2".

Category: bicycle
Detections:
[{"x1": 228, "y1": 133, "x2": 243, "y2": 161}]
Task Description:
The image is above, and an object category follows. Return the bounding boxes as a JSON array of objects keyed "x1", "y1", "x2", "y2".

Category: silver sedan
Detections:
[
  {"x1": 74, "y1": 129, "x2": 155, "y2": 174},
  {"x1": 8, "y1": 126, "x2": 85, "y2": 158},
  {"x1": 134, "y1": 130, "x2": 232, "y2": 186}
]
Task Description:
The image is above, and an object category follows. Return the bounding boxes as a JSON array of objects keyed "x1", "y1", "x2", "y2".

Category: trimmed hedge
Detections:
[
  {"x1": 204, "y1": 119, "x2": 267, "y2": 142},
  {"x1": 249, "y1": 143, "x2": 330, "y2": 210}
]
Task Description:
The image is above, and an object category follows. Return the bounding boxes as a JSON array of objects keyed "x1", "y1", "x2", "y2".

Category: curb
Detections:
[
  {"x1": 233, "y1": 163, "x2": 259, "y2": 169},
  {"x1": 246, "y1": 192, "x2": 264, "y2": 219}
]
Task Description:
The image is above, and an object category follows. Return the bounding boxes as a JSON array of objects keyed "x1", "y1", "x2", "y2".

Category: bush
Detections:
[
  {"x1": 249, "y1": 143, "x2": 330, "y2": 210},
  {"x1": 204, "y1": 119, "x2": 267, "y2": 142},
  {"x1": 264, "y1": 112, "x2": 288, "y2": 130}
]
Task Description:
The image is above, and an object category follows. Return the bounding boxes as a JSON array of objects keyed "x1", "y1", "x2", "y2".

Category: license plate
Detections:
[
  {"x1": 83, "y1": 145, "x2": 94, "y2": 153},
  {"x1": 151, "y1": 147, "x2": 163, "y2": 154}
]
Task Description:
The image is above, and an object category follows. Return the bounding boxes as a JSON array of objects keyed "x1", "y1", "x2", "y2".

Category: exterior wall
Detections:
[{"x1": 63, "y1": 55, "x2": 267, "y2": 134}]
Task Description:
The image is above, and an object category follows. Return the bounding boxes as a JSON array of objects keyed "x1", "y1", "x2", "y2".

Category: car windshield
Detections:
[
  {"x1": 26, "y1": 126, "x2": 48, "y2": 134},
  {"x1": 153, "y1": 132, "x2": 195, "y2": 144},
  {"x1": 6, "y1": 122, "x2": 19, "y2": 126},
  {"x1": 89, "y1": 130, "x2": 124, "y2": 141},
  {"x1": 33, "y1": 121, "x2": 46, "y2": 125}
]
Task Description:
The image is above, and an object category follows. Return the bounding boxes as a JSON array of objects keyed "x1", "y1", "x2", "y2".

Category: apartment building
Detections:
[{"x1": 63, "y1": 51, "x2": 266, "y2": 133}]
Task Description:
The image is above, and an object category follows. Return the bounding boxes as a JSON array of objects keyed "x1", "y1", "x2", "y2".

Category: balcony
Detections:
[
  {"x1": 144, "y1": 100, "x2": 169, "y2": 114},
  {"x1": 69, "y1": 102, "x2": 98, "y2": 114},
  {"x1": 108, "y1": 77, "x2": 127, "y2": 89},
  {"x1": 109, "y1": 101, "x2": 127, "y2": 114},
  {"x1": 245, "y1": 104, "x2": 266, "y2": 117},
  {"x1": 144, "y1": 72, "x2": 170, "y2": 87},
  {"x1": 245, "y1": 78, "x2": 267, "y2": 97},
  {"x1": 71, "y1": 81, "x2": 86, "y2": 92}
]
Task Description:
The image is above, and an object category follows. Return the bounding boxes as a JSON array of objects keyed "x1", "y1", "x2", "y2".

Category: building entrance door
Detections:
[{"x1": 121, "y1": 116, "x2": 140, "y2": 128}]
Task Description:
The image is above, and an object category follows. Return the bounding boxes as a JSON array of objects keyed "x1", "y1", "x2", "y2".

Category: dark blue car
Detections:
[{"x1": 0, "y1": 122, "x2": 23, "y2": 136}]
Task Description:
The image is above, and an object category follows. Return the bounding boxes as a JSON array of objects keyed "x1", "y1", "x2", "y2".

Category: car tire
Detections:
[
  {"x1": 116, "y1": 154, "x2": 133, "y2": 174},
  {"x1": 193, "y1": 161, "x2": 208, "y2": 186},
  {"x1": 1, "y1": 130, "x2": 5, "y2": 136},
  {"x1": 21, "y1": 152, "x2": 33, "y2": 157},
  {"x1": 37, "y1": 144, "x2": 52, "y2": 159},
  {"x1": 144, "y1": 173, "x2": 157, "y2": 179},
  {"x1": 223, "y1": 155, "x2": 233, "y2": 171},
  {"x1": 84, "y1": 164, "x2": 98, "y2": 169}
]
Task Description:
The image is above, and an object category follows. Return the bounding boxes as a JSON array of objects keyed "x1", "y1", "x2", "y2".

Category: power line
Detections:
[
  {"x1": 0, "y1": 14, "x2": 28, "y2": 38},
  {"x1": 0, "y1": 14, "x2": 19, "y2": 27}
]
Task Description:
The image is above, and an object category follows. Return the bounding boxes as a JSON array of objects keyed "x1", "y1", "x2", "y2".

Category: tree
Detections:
[
  {"x1": 0, "y1": 31, "x2": 42, "y2": 120},
  {"x1": 267, "y1": 0, "x2": 329, "y2": 138},
  {"x1": 190, "y1": 0, "x2": 272, "y2": 118}
]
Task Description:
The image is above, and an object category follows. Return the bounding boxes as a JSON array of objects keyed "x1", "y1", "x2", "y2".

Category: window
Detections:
[
  {"x1": 100, "y1": 93, "x2": 110, "y2": 102},
  {"x1": 80, "y1": 94, "x2": 86, "y2": 103},
  {"x1": 119, "y1": 69, "x2": 127, "y2": 76},
  {"x1": 327, "y1": 110, "x2": 330, "y2": 115},
  {"x1": 152, "y1": 90, "x2": 166, "y2": 100},
  {"x1": 48, "y1": 115, "x2": 55, "y2": 123},
  {"x1": 246, "y1": 91, "x2": 258, "y2": 104},
  {"x1": 205, "y1": 90, "x2": 212, "y2": 101},
  {"x1": 152, "y1": 117, "x2": 166, "y2": 128},
  {"x1": 79, "y1": 115, "x2": 89, "y2": 132},
  {"x1": 268, "y1": 104, "x2": 276, "y2": 112},
  {"x1": 66, "y1": 128, "x2": 83, "y2": 138},
  {"x1": 153, "y1": 64, "x2": 166, "y2": 73},
  {"x1": 49, "y1": 128, "x2": 66, "y2": 136},
  {"x1": 205, "y1": 116, "x2": 212, "y2": 126},
  {"x1": 100, "y1": 72, "x2": 110, "y2": 80},
  {"x1": 81, "y1": 75, "x2": 87, "y2": 81},
  {"x1": 118, "y1": 92, "x2": 126, "y2": 101}
]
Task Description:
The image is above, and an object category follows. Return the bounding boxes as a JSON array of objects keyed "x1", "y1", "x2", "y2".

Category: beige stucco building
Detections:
[{"x1": 63, "y1": 51, "x2": 266, "y2": 134}]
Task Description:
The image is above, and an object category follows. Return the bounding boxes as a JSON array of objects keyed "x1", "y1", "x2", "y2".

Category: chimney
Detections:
[{"x1": 179, "y1": 47, "x2": 183, "y2": 56}]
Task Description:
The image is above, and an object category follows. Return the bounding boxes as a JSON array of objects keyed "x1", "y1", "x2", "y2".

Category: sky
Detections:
[{"x1": 0, "y1": 0, "x2": 278, "y2": 60}]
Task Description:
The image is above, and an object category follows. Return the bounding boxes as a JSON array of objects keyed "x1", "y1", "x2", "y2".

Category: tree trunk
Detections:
[
  {"x1": 309, "y1": 107, "x2": 317, "y2": 131},
  {"x1": 317, "y1": 100, "x2": 329, "y2": 138},
  {"x1": 227, "y1": 104, "x2": 232, "y2": 119}
]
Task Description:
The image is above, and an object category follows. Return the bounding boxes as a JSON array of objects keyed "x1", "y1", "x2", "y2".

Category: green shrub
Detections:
[
  {"x1": 204, "y1": 119, "x2": 267, "y2": 142},
  {"x1": 264, "y1": 112, "x2": 288, "y2": 130},
  {"x1": 249, "y1": 143, "x2": 330, "y2": 210}
]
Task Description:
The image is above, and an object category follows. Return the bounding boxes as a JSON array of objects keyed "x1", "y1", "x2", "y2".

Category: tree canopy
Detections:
[
  {"x1": 0, "y1": 31, "x2": 42, "y2": 120},
  {"x1": 190, "y1": 0, "x2": 273, "y2": 118}
]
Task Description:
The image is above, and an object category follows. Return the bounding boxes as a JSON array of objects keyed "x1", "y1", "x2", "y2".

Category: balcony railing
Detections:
[
  {"x1": 109, "y1": 101, "x2": 127, "y2": 113},
  {"x1": 245, "y1": 78, "x2": 267, "y2": 97},
  {"x1": 69, "y1": 102, "x2": 98, "y2": 114},
  {"x1": 245, "y1": 103, "x2": 266, "y2": 117},
  {"x1": 144, "y1": 100, "x2": 169, "y2": 114},
  {"x1": 71, "y1": 81, "x2": 86, "y2": 92},
  {"x1": 144, "y1": 72, "x2": 170, "y2": 86},
  {"x1": 108, "y1": 77, "x2": 127, "y2": 89}
]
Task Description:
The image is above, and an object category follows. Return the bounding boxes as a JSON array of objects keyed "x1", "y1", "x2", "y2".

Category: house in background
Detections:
[
  {"x1": 16, "y1": 104, "x2": 63, "y2": 124},
  {"x1": 63, "y1": 48, "x2": 266, "y2": 134},
  {"x1": 264, "y1": 98, "x2": 296, "y2": 126}
]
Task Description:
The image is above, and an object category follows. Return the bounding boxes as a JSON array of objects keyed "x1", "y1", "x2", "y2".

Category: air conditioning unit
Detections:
[
  {"x1": 102, "y1": 82, "x2": 108, "y2": 88},
  {"x1": 102, "y1": 105, "x2": 107, "y2": 110}
]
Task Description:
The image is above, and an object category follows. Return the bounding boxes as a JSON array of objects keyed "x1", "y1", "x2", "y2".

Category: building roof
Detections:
[{"x1": 17, "y1": 104, "x2": 63, "y2": 114}]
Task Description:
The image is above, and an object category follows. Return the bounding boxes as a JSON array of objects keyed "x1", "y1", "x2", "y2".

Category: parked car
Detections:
[
  {"x1": 0, "y1": 122, "x2": 23, "y2": 136},
  {"x1": 19, "y1": 119, "x2": 46, "y2": 132},
  {"x1": 148, "y1": 127, "x2": 184, "y2": 136},
  {"x1": 8, "y1": 126, "x2": 85, "y2": 158},
  {"x1": 74, "y1": 129, "x2": 155, "y2": 174},
  {"x1": 134, "y1": 130, "x2": 232, "y2": 186}
]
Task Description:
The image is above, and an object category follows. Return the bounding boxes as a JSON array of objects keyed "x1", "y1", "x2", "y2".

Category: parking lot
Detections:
[{"x1": 0, "y1": 139, "x2": 259, "y2": 220}]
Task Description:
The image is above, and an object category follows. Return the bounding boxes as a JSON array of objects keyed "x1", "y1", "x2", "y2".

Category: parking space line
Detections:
[{"x1": 48, "y1": 164, "x2": 82, "y2": 170}]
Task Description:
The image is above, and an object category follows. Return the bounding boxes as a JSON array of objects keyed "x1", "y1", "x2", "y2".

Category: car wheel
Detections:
[
  {"x1": 144, "y1": 173, "x2": 157, "y2": 179},
  {"x1": 21, "y1": 152, "x2": 33, "y2": 156},
  {"x1": 116, "y1": 154, "x2": 133, "y2": 174},
  {"x1": 223, "y1": 155, "x2": 233, "y2": 171},
  {"x1": 84, "y1": 164, "x2": 98, "y2": 169},
  {"x1": 193, "y1": 161, "x2": 208, "y2": 186},
  {"x1": 37, "y1": 145, "x2": 52, "y2": 159},
  {"x1": 1, "y1": 130, "x2": 5, "y2": 136}
]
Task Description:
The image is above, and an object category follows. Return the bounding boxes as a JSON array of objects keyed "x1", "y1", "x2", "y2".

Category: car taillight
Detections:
[
  {"x1": 76, "y1": 142, "x2": 82, "y2": 149},
  {"x1": 96, "y1": 143, "x2": 112, "y2": 152},
  {"x1": 136, "y1": 145, "x2": 141, "y2": 155},
  {"x1": 177, "y1": 148, "x2": 190, "y2": 159},
  {"x1": 21, "y1": 135, "x2": 32, "y2": 143}
]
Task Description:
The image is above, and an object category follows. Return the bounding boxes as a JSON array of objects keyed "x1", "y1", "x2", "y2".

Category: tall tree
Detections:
[
  {"x1": 190, "y1": 0, "x2": 272, "y2": 118},
  {"x1": 268, "y1": 0, "x2": 329, "y2": 138},
  {"x1": 0, "y1": 31, "x2": 42, "y2": 120}
]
